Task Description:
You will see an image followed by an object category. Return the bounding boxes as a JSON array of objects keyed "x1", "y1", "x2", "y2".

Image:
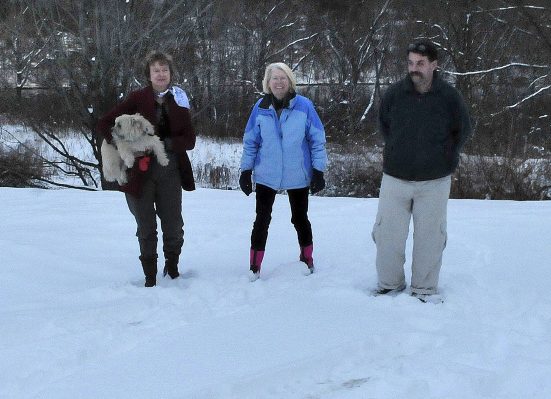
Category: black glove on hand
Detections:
[
  {"x1": 310, "y1": 169, "x2": 325, "y2": 194},
  {"x1": 239, "y1": 170, "x2": 253, "y2": 196}
]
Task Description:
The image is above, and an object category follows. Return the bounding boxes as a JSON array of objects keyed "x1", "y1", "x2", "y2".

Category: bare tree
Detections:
[
  {"x1": 0, "y1": 1, "x2": 50, "y2": 96},
  {"x1": 1, "y1": 0, "x2": 550, "y2": 198},
  {"x1": 4, "y1": 0, "x2": 202, "y2": 189},
  {"x1": 188, "y1": 0, "x2": 320, "y2": 137},
  {"x1": 306, "y1": 0, "x2": 393, "y2": 138}
]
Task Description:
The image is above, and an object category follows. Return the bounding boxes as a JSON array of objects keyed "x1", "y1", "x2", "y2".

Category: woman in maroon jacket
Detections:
[{"x1": 96, "y1": 51, "x2": 196, "y2": 287}]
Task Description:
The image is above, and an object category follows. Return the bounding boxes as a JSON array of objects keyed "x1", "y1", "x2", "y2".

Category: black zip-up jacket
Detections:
[{"x1": 379, "y1": 71, "x2": 472, "y2": 181}]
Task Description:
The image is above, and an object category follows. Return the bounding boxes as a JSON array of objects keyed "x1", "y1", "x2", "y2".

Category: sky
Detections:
[{"x1": 1, "y1": 186, "x2": 550, "y2": 398}]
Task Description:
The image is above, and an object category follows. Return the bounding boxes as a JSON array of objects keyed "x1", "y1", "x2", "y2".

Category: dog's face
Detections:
[{"x1": 112, "y1": 114, "x2": 155, "y2": 142}]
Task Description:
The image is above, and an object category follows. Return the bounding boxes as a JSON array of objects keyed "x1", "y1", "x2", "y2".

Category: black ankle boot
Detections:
[
  {"x1": 144, "y1": 275, "x2": 156, "y2": 287},
  {"x1": 163, "y1": 256, "x2": 180, "y2": 279},
  {"x1": 139, "y1": 255, "x2": 157, "y2": 287}
]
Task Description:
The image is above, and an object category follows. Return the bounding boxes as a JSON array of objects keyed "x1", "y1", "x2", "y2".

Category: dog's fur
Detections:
[{"x1": 101, "y1": 113, "x2": 169, "y2": 185}]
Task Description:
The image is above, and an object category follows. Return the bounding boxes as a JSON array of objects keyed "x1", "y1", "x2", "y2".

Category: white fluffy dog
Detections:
[{"x1": 101, "y1": 113, "x2": 169, "y2": 185}]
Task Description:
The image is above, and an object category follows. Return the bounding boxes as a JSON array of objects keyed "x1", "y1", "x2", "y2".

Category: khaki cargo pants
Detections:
[{"x1": 372, "y1": 173, "x2": 451, "y2": 295}]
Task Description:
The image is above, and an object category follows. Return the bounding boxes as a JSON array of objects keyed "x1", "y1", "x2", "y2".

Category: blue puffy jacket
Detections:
[{"x1": 240, "y1": 94, "x2": 327, "y2": 190}]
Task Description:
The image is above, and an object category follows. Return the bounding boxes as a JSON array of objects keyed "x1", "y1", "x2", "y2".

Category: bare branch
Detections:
[
  {"x1": 505, "y1": 84, "x2": 551, "y2": 110},
  {"x1": 269, "y1": 33, "x2": 319, "y2": 59},
  {"x1": 442, "y1": 62, "x2": 549, "y2": 76}
]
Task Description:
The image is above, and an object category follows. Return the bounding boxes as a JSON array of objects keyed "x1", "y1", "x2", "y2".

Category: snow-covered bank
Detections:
[
  {"x1": 1, "y1": 187, "x2": 550, "y2": 398},
  {"x1": 4, "y1": 121, "x2": 550, "y2": 199}
]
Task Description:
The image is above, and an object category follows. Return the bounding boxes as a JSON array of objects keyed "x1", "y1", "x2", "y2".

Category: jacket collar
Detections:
[
  {"x1": 403, "y1": 70, "x2": 442, "y2": 94},
  {"x1": 259, "y1": 91, "x2": 297, "y2": 110}
]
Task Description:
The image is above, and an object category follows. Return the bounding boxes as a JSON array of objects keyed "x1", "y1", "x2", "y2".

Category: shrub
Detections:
[{"x1": 0, "y1": 142, "x2": 49, "y2": 188}]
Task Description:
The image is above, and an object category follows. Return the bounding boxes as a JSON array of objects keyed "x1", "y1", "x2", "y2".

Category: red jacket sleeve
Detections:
[{"x1": 96, "y1": 93, "x2": 138, "y2": 143}]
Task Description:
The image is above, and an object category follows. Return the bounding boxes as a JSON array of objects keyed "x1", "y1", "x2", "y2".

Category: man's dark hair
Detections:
[
  {"x1": 143, "y1": 51, "x2": 175, "y2": 82},
  {"x1": 407, "y1": 39, "x2": 438, "y2": 62}
]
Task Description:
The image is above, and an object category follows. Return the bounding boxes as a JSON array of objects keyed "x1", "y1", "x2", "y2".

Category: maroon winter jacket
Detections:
[{"x1": 96, "y1": 85, "x2": 196, "y2": 195}]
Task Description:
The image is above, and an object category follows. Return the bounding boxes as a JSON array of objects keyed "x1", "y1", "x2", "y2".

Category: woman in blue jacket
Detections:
[{"x1": 240, "y1": 62, "x2": 328, "y2": 281}]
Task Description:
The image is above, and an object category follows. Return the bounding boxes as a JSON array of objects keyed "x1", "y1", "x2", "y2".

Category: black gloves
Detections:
[
  {"x1": 310, "y1": 169, "x2": 325, "y2": 194},
  {"x1": 239, "y1": 170, "x2": 253, "y2": 196},
  {"x1": 240, "y1": 169, "x2": 324, "y2": 195}
]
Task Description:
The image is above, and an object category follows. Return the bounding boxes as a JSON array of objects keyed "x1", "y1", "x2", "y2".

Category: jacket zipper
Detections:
[{"x1": 272, "y1": 107, "x2": 284, "y2": 187}]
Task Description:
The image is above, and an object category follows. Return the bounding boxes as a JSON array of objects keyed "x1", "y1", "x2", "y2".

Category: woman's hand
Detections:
[
  {"x1": 310, "y1": 169, "x2": 325, "y2": 194},
  {"x1": 239, "y1": 170, "x2": 253, "y2": 196},
  {"x1": 138, "y1": 156, "x2": 151, "y2": 172}
]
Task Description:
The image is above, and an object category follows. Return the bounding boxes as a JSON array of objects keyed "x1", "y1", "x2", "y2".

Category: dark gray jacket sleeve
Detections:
[
  {"x1": 378, "y1": 89, "x2": 393, "y2": 141},
  {"x1": 452, "y1": 90, "x2": 472, "y2": 152}
]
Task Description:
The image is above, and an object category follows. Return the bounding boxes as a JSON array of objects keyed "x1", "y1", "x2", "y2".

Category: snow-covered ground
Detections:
[{"x1": 1, "y1": 187, "x2": 550, "y2": 398}]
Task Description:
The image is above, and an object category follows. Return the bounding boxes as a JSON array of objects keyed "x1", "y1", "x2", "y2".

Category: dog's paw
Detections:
[
  {"x1": 122, "y1": 155, "x2": 136, "y2": 168},
  {"x1": 104, "y1": 174, "x2": 118, "y2": 182},
  {"x1": 157, "y1": 153, "x2": 170, "y2": 166},
  {"x1": 102, "y1": 165, "x2": 121, "y2": 182},
  {"x1": 116, "y1": 173, "x2": 128, "y2": 185},
  {"x1": 151, "y1": 142, "x2": 170, "y2": 166}
]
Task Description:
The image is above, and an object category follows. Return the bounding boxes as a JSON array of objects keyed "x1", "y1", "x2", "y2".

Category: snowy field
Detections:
[{"x1": 1, "y1": 187, "x2": 551, "y2": 399}]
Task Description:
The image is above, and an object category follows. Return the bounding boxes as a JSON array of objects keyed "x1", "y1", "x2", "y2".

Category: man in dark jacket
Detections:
[{"x1": 371, "y1": 39, "x2": 472, "y2": 303}]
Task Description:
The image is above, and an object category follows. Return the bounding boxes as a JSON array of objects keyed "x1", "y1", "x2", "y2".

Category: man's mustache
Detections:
[{"x1": 409, "y1": 72, "x2": 422, "y2": 77}]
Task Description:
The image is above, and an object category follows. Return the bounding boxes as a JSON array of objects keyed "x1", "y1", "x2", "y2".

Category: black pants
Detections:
[
  {"x1": 251, "y1": 184, "x2": 312, "y2": 251},
  {"x1": 125, "y1": 152, "x2": 184, "y2": 259}
]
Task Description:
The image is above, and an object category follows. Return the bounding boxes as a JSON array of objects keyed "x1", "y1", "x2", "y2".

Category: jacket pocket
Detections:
[
  {"x1": 371, "y1": 213, "x2": 382, "y2": 244},
  {"x1": 440, "y1": 220, "x2": 447, "y2": 250}
]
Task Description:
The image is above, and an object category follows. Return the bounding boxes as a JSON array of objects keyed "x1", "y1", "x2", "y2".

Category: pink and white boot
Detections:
[
  {"x1": 300, "y1": 244, "x2": 315, "y2": 275},
  {"x1": 249, "y1": 249, "x2": 264, "y2": 282}
]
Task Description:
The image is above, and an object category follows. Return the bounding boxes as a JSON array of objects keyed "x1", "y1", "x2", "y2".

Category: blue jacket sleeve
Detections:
[
  {"x1": 305, "y1": 99, "x2": 328, "y2": 172},
  {"x1": 240, "y1": 101, "x2": 261, "y2": 171}
]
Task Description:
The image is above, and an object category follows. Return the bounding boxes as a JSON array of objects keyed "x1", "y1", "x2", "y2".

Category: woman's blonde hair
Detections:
[{"x1": 262, "y1": 62, "x2": 297, "y2": 94}]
